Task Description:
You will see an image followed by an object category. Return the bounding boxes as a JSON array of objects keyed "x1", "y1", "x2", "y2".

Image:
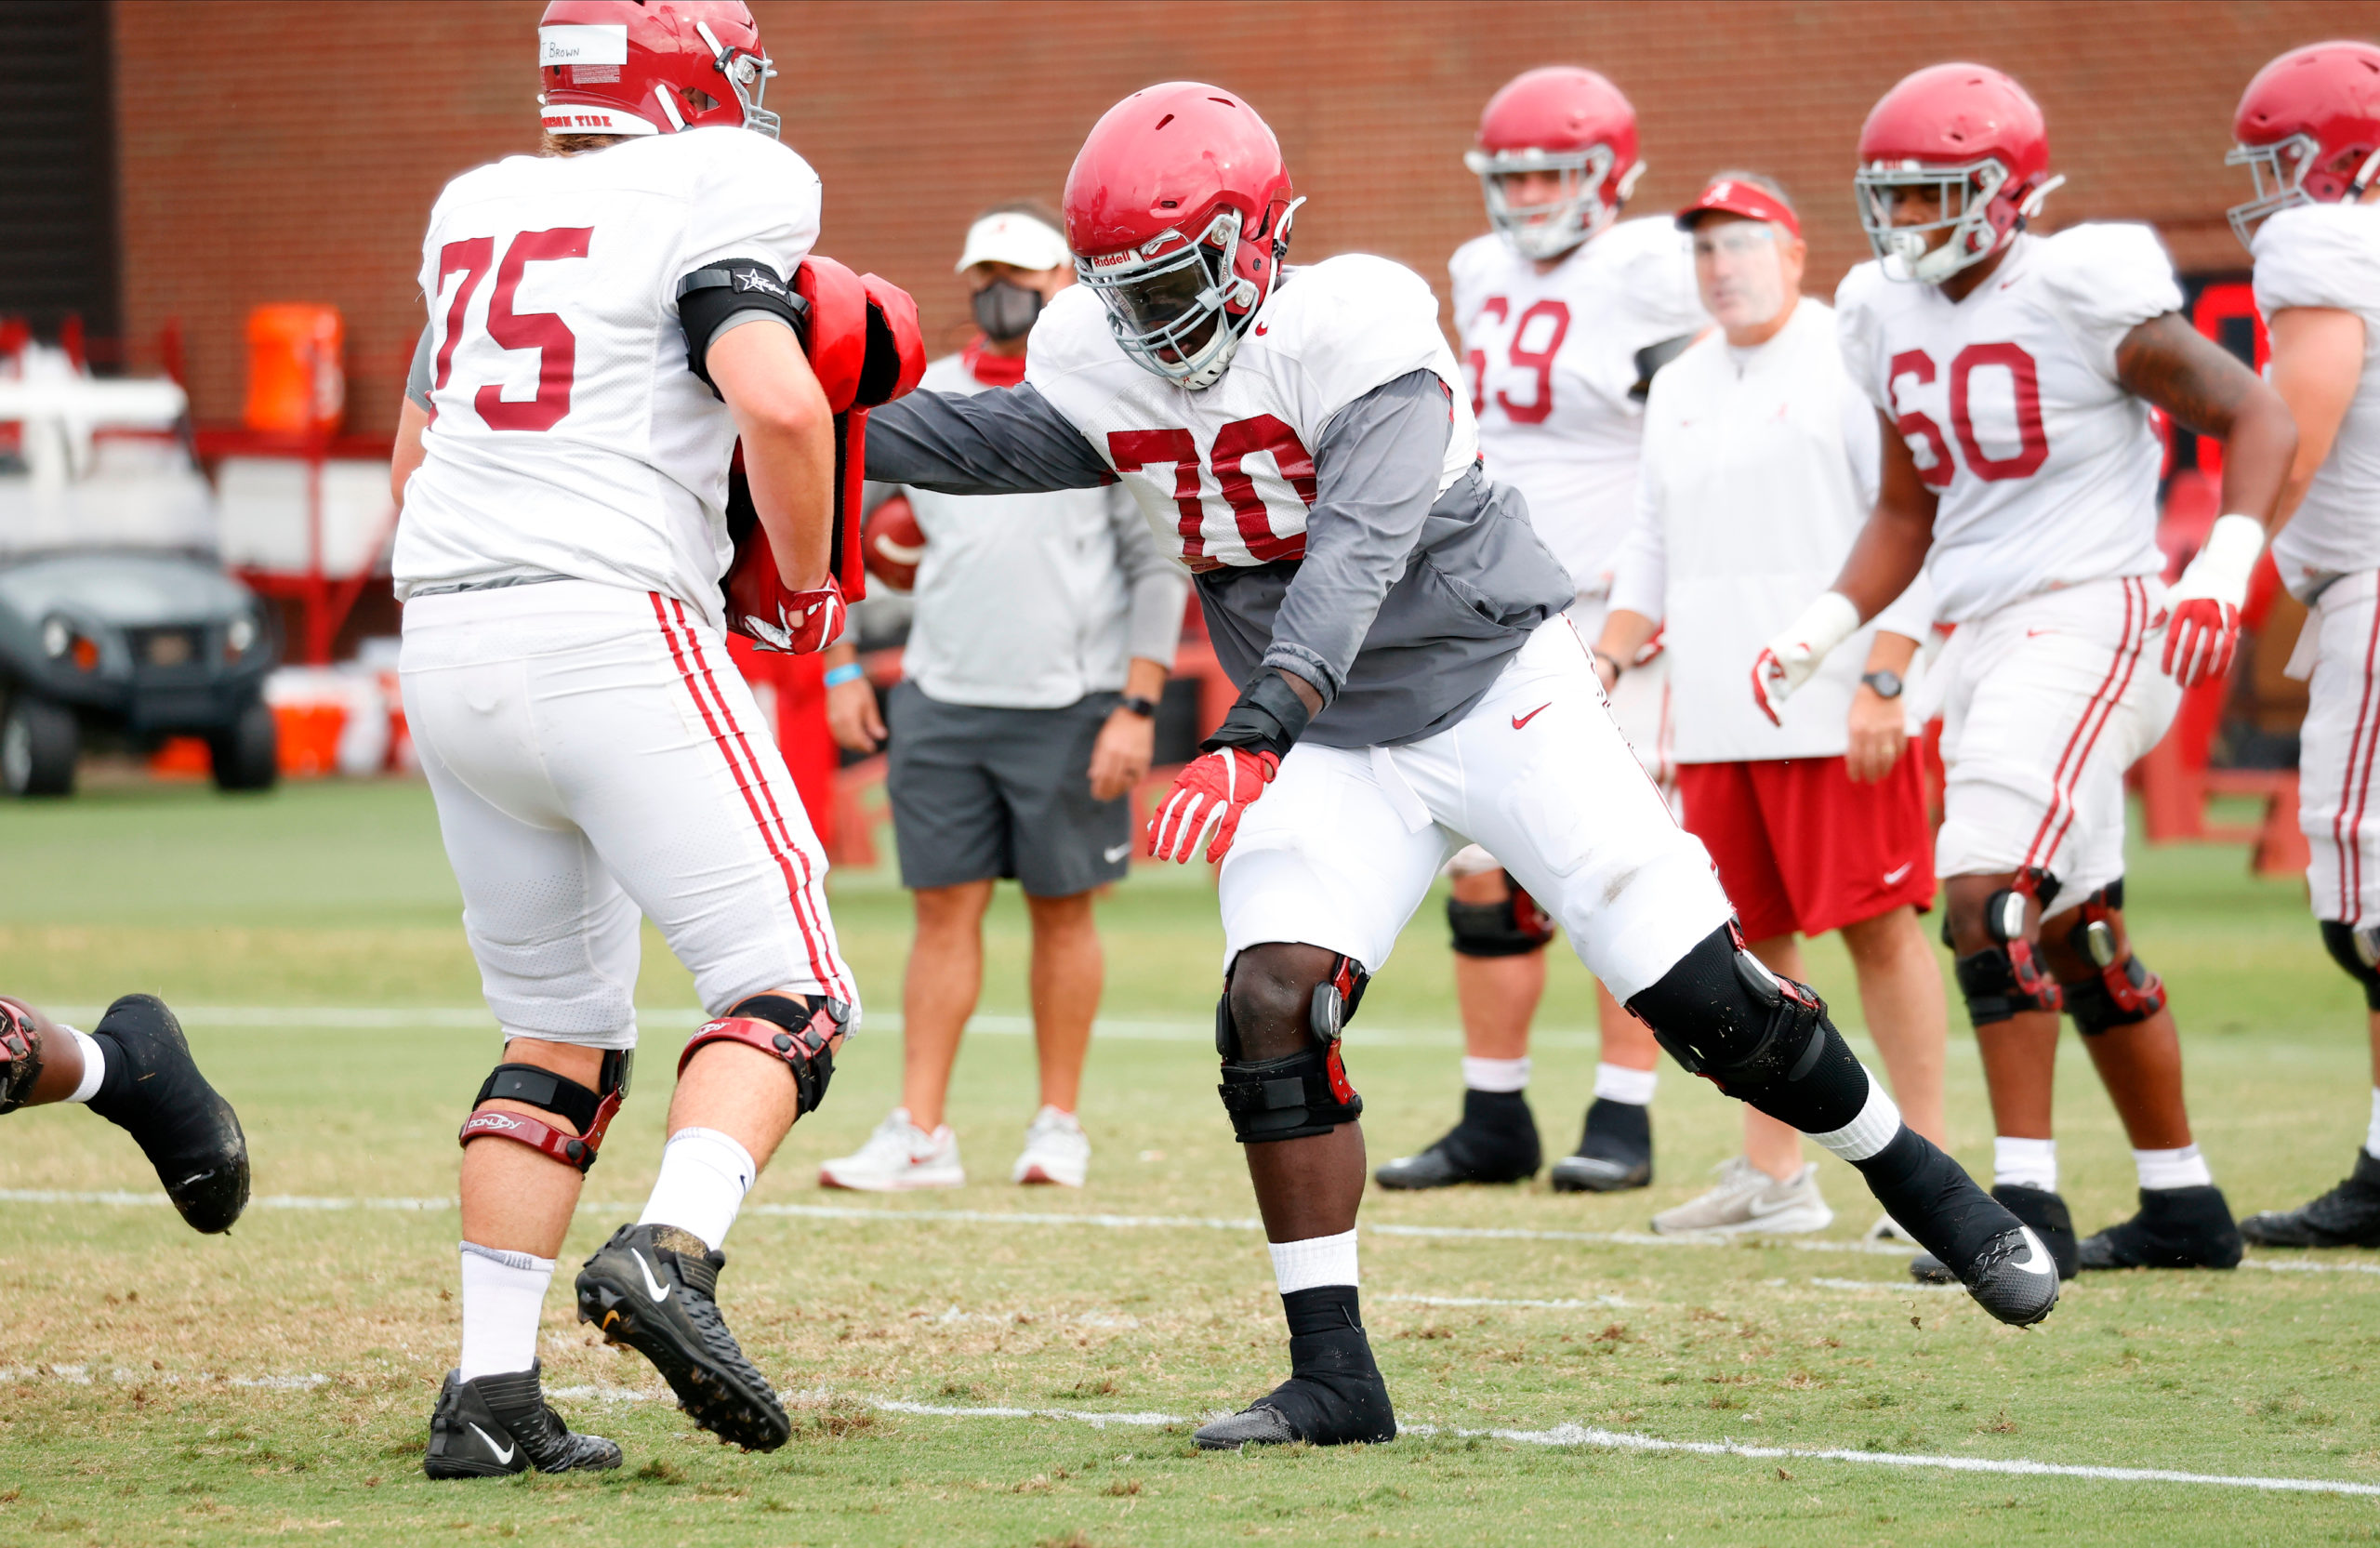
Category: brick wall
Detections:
[{"x1": 114, "y1": 0, "x2": 2380, "y2": 434}]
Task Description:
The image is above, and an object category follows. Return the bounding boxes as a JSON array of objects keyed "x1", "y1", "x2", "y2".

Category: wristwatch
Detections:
[
  {"x1": 1119, "y1": 695, "x2": 1159, "y2": 719},
  {"x1": 1860, "y1": 669, "x2": 1904, "y2": 700}
]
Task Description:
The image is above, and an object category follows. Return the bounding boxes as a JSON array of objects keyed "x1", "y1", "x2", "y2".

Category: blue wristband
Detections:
[{"x1": 823, "y1": 664, "x2": 865, "y2": 689}]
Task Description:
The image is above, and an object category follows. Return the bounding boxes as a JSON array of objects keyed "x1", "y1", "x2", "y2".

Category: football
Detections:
[{"x1": 864, "y1": 492, "x2": 926, "y2": 591}]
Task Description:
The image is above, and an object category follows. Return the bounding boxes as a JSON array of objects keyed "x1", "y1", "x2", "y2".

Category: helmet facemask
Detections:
[
  {"x1": 1855, "y1": 157, "x2": 2057, "y2": 284},
  {"x1": 1078, "y1": 202, "x2": 1294, "y2": 390},
  {"x1": 1466, "y1": 145, "x2": 1637, "y2": 261},
  {"x1": 2226, "y1": 133, "x2": 2380, "y2": 247},
  {"x1": 693, "y1": 18, "x2": 780, "y2": 139}
]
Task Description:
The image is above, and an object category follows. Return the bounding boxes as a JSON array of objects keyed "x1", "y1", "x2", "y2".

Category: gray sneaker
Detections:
[{"x1": 1650, "y1": 1157, "x2": 1833, "y2": 1237}]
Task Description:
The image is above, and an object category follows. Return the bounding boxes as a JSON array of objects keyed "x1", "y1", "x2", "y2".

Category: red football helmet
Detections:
[
  {"x1": 1063, "y1": 83, "x2": 1300, "y2": 390},
  {"x1": 1854, "y1": 63, "x2": 2059, "y2": 284},
  {"x1": 537, "y1": 1, "x2": 778, "y2": 139},
  {"x1": 1466, "y1": 67, "x2": 1642, "y2": 260},
  {"x1": 2228, "y1": 42, "x2": 2380, "y2": 247}
]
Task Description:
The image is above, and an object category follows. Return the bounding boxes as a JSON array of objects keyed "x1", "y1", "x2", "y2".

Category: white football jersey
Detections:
[
  {"x1": 396, "y1": 127, "x2": 821, "y2": 624},
  {"x1": 2256, "y1": 202, "x2": 2380, "y2": 591},
  {"x1": 1835, "y1": 225, "x2": 2181, "y2": 623},
  {"x1": 1449, "y1": 218, "x2": 1707, "y2": 595},
  {"x1": 1025, "y1": 254, "x2": 1476, "y2": 571}
]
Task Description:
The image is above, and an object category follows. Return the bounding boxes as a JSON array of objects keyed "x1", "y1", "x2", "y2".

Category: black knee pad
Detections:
[
  {"x1": 1624, "y1": 926, "x2": 1867, "y2": 1133},
  {"x1": 1448, "y1": 875, "x2": 1555, "y2": 959},
  {"x1": 2322, "y1": 920, "x2": 2380, "y2": 1011},
  {"x1": 1951, "y1": 871, "x2": 2064, "y2": 1025},
  {"x1": 2056, "y1": 884, "x2": 2163, "y2": 1035},
  {"x1": 458, "y1": 1049, "x2": 633, "y2": 1172},
  {"x1": 1215, "y1": 956, "x2": 1368, "y2": 1144}
]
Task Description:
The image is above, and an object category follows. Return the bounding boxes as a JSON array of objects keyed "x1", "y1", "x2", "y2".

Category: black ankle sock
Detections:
[
  {"x1": 85, "y1": 1030, "x2": 137, "y2": 1118},
  {"x1": 1583, "y1": 1097, "x2": 1650, "y2": 1148},
  {"x1": 1267, "y1": 1286, "x2": 1395, "y2": 1443},
  {"x1": 1851, "y1": 1127, "x2": 2007, "y2": 1270},
  {"x1": 1282, "y1": 1284, "x2": 1364, "y2": 1340},
  {"x1": 1459, "y1": 1088, "x2": 1532, "y2": 1129}
]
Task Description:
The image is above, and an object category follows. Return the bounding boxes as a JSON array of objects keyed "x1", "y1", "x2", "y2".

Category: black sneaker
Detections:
[
  {"x1": 2076, "y1": 1185, "x2": 2244, "y2": 1271},
  {"x1": 83, "y1": 995, "x2": 248, "y2": 1234},
  {"x1": 2240, "y1": 1150, "x2": 2380, "y2": 1249},
  {"x1": 575, "y1": 1223, "x2": 789, "y2": 1451},
  {"x1": 1850, "y1": 1129, "x2": 2057, "y2": 1326},
  {"x1": 1912, "y1": 1184, "x2": 2077, "y2": 1283},
  {"x1": 1548, "y1": 1097, "x2": 1653, "y2": 1193},
  {"x1": 424, "y1": 1360, "x2": 622, "y2": 1478},
  {"x1": 1194, "y1": 1287, "x2": 1395, "y2": 1450},
  {"x1": 1374, "y1": 1089, "x2": 1540, "y2": 1189}
]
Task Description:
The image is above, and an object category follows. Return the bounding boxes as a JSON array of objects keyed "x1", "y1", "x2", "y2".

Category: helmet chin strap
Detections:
[
  {"x1": 2016, "y1": 174, "x2": 2067, "y2": 220},
  {"x1": 2353, "y1": 148, "x2": 2380, "y2": 198}
]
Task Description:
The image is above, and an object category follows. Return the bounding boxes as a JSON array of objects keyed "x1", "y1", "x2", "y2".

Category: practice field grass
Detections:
[{"x1": 3, "y1": 779, "x2": 2377, "y2": 1546}]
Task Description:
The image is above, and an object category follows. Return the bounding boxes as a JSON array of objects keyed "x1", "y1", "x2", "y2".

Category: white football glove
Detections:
[
  {"x1": 2162, "y1": 514, "x2": 2266, "y2": 689},
  {"x1": 1751, "y1": 590, "x2": 1860, "y2": 726}
]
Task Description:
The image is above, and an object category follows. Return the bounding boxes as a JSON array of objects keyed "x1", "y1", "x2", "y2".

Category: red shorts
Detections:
[{"x1": 1675, "y1": 750, "x2": 1936, "y2": 943}]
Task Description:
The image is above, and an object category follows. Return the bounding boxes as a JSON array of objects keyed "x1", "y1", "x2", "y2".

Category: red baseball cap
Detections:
[{"x1": 1677, "y1": 175, "x2": 1801, "y2": 238}]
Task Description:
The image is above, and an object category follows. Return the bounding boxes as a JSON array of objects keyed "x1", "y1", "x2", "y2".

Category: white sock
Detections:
[
  {"x1": 2134, "y1": 1144, "x2": 2214, "y2": 1191},
  {"x1": 2365, "y1": 1089, "x2": 2380, "y2": 1161},
  {"x1": 1593, "y1": 1062, "x2": 1659, "y2": 1105},
  {"x1": 63, "y1": 1028, "x2": 104, "y2": 1105},
  {"x1": 636, "y1": 1127, "x2": 757, "y2": 1250},
  {"x1": 1268, "y1": 1228, "x2": 1359, "y2": 1294},
  {"x1": 457, "y1": 1242, "x2": 554, "y2": 1382},
  {"x1": 1994, "y1": 1136, "x2": 2058, "y2": 1193},
  {"x1": 1809, "y1": 1073, "x2": 1901, "y2": 1162},
  {"x1": 1461, "y1": 1056, "x2": 1529, "y2": 1093}
]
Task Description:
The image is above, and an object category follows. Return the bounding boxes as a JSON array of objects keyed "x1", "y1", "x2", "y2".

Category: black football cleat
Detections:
[
  {"x1": 424, "y1": 1361, "x2": 622, "y2": 1478},
  {"x1": 2076, "y1": 1185, "x2": 2244, "y2": 1271},
  {"x1": 84, "y1": 995, "x2": 249, "y2": 1234},
  {"x1": 2240, "y1": 1150, "x2": 2380, "y2": 1250},
  {"x1": 1374, "y1": 1089, "x2": 1540, "y2": 1189},
  {"x1": 1850, "y1": 1129, "x2": 2057, "y2": 1326},
  {"x1": 1911, "y1": 1184, "x2": 2077, "y2": 1283},
  {"x1": 1549, "y1": 1097, "x2": 1653, "y2": 1193},
  {"x1": 575, "y1": 1223, "x2": 790, "y2": 1451},
  {"x1": 1195, "y1": 1287, "x2": 1395, "y2": 1450}
]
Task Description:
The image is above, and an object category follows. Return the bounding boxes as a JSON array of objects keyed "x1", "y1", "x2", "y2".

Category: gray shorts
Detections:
[{"x1": 886, "y1": 683, "x2": 1132, "y2": 896}]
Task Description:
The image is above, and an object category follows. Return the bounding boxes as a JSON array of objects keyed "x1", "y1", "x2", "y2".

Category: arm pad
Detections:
[{"x1": 678, "y1": 258, "x2": 811, "y2": 394}]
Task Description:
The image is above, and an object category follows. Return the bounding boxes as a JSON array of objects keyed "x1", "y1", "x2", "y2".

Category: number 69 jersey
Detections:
[
  {"x1": 1834, "y1": 223, "x2": 2182, "y2": 624},
  {"x1": 395, "y1": 127, "x2": 820, "y2": 622},
  {"x1": 1025, "y1": 253, "x2": 1477, "y2": 572}
]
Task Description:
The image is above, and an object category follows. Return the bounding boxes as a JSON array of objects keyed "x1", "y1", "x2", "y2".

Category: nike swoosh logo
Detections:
[
  {"x1": 1103, "y1": 841, "x2": 1132, "y2": 863},
  {"x1": 469, "y1": 1423, "x2": 516, "y2": 1464},
  {"x1": 633, "y1": 1250, "x2": 671, "y2": 1303},
  {"x1": 1511, "y1": 703, "x2": 1551, "y2": 730},
  {"x1": 1747, "y1": 1194, "x2": 1807, "y2": 1217},
  {"x1": 2026, "y1": 628, "x2": 2055, "y2": 638},
  {"x1": 2009, "y1": 1229, "x2": 2054, "y2": 1275},
  {"x1": 1253, "y1": 323, "x2": 1269, "y2": 337},
  {"x1": 1883, "y1": 862, "x2": 1913, "y2": 886}
]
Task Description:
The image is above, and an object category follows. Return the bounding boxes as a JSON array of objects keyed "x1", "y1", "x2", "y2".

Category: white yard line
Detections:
[
  {"x1": 7, "y1": 1187, "x2": 2375, "y2": 1277},
  {"x1": 7, "y1": 1363, "x2": 2373, "y2": 1497}
]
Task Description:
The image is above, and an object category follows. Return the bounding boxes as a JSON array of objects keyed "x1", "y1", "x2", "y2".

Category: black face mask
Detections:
[{"x1": 972, "y1": 279, "x2": 1044, "y2": 341}]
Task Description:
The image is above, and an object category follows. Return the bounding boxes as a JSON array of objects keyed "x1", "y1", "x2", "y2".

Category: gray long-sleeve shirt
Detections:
[{"x1": 866, "y1": 371, "x2": 1573, "y2": 748}]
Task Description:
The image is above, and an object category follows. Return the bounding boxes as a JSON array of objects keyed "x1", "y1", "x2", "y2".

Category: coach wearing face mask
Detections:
[
  {"x1": 817, "y1": 202, "x2": 1187, "y2": 1196},
  {"x1": 1594, "y1": 173, "x2": 1950, "y2": 1241}
]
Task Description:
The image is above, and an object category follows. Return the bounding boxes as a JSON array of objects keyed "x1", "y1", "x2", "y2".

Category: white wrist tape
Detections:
[
  {"x1": 2177, "y1": 514, "x2": 2267, "y2": 605},
  {"x1": 1779, "y1": 590, "x2": 1860, "y2": 661}
]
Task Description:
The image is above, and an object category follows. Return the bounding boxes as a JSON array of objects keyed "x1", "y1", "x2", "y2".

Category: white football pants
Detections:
[
  {"x1": 1220, "y1": 619, "x2": 1732, "y2": 1001},
  {"x1": 2297, "y1": 569, "x2": 2380, "y2": 925},
  {"x1": 401, "y1": 579, "x2": 855, "y2": 1050}
]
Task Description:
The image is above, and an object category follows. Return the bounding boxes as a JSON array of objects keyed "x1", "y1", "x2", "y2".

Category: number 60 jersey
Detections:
[
  {"x1": 395, "y1": 127, "x2": 820, "y2": 622},
  {"x1": 1833, "y1": 223, "x2": 2183, "y2": 625}
]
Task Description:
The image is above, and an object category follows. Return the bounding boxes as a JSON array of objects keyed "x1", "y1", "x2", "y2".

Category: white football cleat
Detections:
[
  {"x1": 818, "y1": 1109, "x2": 963, "y2": 1192},
  {"x1": 1650, "y1": 1157, "x2": 1833, "y2": 1237},
  {"x1": 1010, "y1": 1105, "x2": 1091, "y2": 1187}
]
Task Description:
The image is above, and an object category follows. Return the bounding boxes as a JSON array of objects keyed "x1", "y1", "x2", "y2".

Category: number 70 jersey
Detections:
[
  {"x1": 1833, "y1": 223, "x2": 2182, "y2": 624},
  {"x1": 395, "y1": 127, "x2": 820, "y2": 619}
]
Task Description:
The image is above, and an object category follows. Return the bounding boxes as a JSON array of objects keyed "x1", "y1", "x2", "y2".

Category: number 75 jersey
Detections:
[
  {"x1": 396, "y1": 127, "x2": 820, "y2": 619},
  {"x1": 1833, "y1": 223, "x2": 2182, "y2": 625}
]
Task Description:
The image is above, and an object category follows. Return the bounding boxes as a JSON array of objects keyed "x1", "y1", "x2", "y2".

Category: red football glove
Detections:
[
  {"x1": 2160, "y1": 514, "x2": 2265, "y2": 690},
  {"x1": 743, "y1": 576, "x2": 847, "y2": 655},
  {"x1": 1146, "y1": 747, "x2": 1278, "y2": 865}
]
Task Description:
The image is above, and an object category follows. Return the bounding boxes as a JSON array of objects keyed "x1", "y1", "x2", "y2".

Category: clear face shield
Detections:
[
  {"x1": 2225, "y1": 133, "x2": 2320, "y2": 247},
  {"x1": 1692, "y1": 220, "x2": 1789, "y2": 330},
  {"x1": 1076, "y1": 211, "x2": 1253, "y2": 390},
  {"x1": 1464, "y1": 145, "x2": 1621, "y2": 261},
  {"x1": 1854, "y1": 158, "x2": 2016, "y2": 284},
  {"x1": 694, "y1": 20, "x2": 780, "y2": 139}
]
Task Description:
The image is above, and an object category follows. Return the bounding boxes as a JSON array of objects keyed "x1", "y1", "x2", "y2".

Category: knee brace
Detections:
[
  {"x1": 1215, "y1": 956, "x2": 1368, "y2": 1144},
  {"x1": 1448, "y1": 874, "x2": 1556, "y2": 959},
  {"x1": 2321, "y1": 920, "x2": 2380, "y2": 1010},
  {"x1": 2059, "y1": 882, "x2": 2164, "y2": 1034},
  {"x1": 1950, "y1": 868, "x2": 2062, "y2": 1025},
  {"x1": 1624, "y1": 926, "x2": 1866, "y2": 1132},
  {"x1": 0, "y1": 1000, "x2": 40, "y2": 1115},
  {"x1": 676, "y1": 992, "x2": 846, "y2": 1117},
  {"x1": 459, "y1": 1049, "x2": 632, "y2": 1172}
]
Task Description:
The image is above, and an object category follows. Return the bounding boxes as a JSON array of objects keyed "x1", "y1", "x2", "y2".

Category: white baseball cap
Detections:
[{"x1": 955, "y1": 209, "x2": 1071, "y2": 274}]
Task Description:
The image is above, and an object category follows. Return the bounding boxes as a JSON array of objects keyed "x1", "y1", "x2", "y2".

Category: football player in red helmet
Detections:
[
  {"x1": 2226, "y1": 42, "x2": 2380, "y2": 1251},
  {"x1": 1754, "y1": 63, "x2": 2298, "y2": 1279},
  {"x1": 869, "y1": 80, "x2": 2064, "y2": 1449},
  {"x1": 1380, "y1": 66, "x2": 1706, "y2": 1203},
  {"x1": 390, "y1": 0, "x2": 872, "y2": 1478}
]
